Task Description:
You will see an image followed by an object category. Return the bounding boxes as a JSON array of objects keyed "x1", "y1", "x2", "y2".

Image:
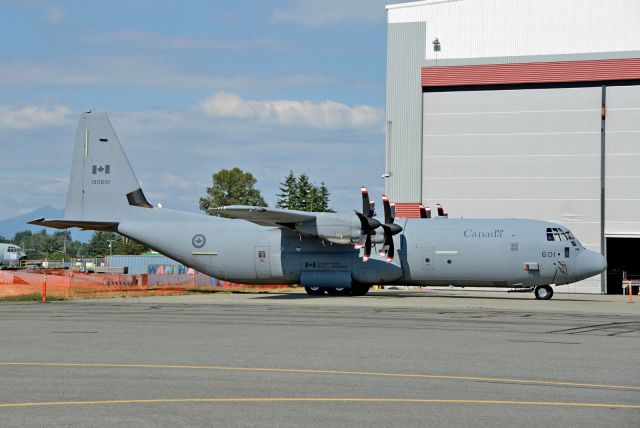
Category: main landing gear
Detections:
[
  {"x1": 304, "y1": 285, "x2": 371, "y2": 296},
  {"x1": 534, "y1": 285, "x2": 554, "y2": 300}
]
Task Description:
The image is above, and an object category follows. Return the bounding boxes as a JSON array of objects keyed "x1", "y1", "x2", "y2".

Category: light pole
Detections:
[{"x1": 106, "y1": 239, "x2": 117, "y2": 256}]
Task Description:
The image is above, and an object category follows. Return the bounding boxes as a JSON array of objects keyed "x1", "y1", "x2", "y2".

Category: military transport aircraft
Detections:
[
  {"x1": 30, "y1": 111, "x2": 606, "y2": 299},
  {"x1": 0, "y1": 243, "x2": 26, "y2": 269}
]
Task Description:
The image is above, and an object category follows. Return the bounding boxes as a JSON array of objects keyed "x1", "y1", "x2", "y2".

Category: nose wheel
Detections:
[{"x1": 534, "y1": 285, "x2": 554, "y2": 300}]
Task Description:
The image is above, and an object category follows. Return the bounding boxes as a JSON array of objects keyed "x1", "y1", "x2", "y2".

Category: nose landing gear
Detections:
[{"x1": 534, "y1": 285, "x2": 554, "y2": 300}]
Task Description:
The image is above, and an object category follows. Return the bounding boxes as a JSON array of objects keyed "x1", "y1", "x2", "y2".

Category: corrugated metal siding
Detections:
[
  {"x1": 605, "y1": 85, "x2": 640, "y2": 236},
  {"x1": 422, "y1": 59, "x2": 640, "y2": 87},
  {"x1": 106, "y1": 255, "x2": 190, "y2": 275},
  {"x1": 389, "y1": 0, "x2": 640, "y2": 65},
  {"x1": 385, "y1": 22, "x2": 425, "y2": 203},
  {"x1": 422, "y1": 87, "x2": 603, "y2": 293}
]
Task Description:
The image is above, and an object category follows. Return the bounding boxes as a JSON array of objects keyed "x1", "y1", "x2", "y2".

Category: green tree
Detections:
[
  {"x1": 310, "y1": 182, "x2": 334, "y2": 213},
  {"x1": 114, "y1": 237, "x2": 147, "y2": 255},
  {"x1": 87, "y1": 231, "x2": 118, "y2": 256},
  {"x1": 199, "y1": 167, "x2": 267, "y2": 216},
  {"x1": 275, "y1": 171, "x2": 333, "y2": 212},
  {"x1": 8, "y1": 229, "x2": 87, "y2": 261},
  {"x1": 87, "y1": 232, "x2": 147, "y2": 256},
  {"x1": 276, "y1": 170, "x2": 297, "y2": 209}
]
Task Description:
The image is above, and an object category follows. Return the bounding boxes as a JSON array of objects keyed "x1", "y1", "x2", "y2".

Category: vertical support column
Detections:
[
  {"x1": 385, "y1": 22, "x2": 426, "y2": 203},
  {"x1": 600, "y1": 84, "x2": 607, "y2": 294}
]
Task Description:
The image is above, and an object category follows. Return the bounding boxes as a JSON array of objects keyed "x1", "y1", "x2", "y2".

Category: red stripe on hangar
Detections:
[
  {"x1": 422, "y1": 58, "x2": 640, "y2": 87},
  {"x1": 393, "y1": 203, "x2": 422, "y2": 218}
]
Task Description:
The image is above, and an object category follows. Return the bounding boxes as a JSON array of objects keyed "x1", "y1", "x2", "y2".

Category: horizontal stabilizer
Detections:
[{"x1": 28, "y1": 218, "x2": 118, "y2": 231}]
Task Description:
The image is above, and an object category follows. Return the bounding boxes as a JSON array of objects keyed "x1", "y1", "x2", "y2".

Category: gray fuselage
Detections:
[{"x1": 117, "y1": 208, "x2": 605, "y2": 289}]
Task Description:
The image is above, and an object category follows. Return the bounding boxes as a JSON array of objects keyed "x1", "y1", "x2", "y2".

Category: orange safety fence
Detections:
[{"x1": 0, "y1": 270, "x2": 290, "y2": 300}]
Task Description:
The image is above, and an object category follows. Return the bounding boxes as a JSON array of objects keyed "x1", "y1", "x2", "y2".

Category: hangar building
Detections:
[{"x1": 384, "y1": 0, "x2": 640, "y2": 293}]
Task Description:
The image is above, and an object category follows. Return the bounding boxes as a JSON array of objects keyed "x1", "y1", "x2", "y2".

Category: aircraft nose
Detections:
[{"x1": 577, "y1": 250, "x2": 607, "y2": 279}]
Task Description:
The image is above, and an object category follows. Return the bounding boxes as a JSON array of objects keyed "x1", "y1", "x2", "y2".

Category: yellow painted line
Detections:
[
  {"x1": 0, "y1": 397, "x2": 639, "y2": 409},
  {"x1": 1, "y1": 362, "x2": 639, "y2": 392}
]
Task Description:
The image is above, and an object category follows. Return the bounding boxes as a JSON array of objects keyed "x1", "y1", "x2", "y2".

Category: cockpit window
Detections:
[
  {"x1": 546, "y1": 227, "x2": 580, "y2": 245},
  {"x1": 546, "y1": 228, "x2": 554, "y2": 241}
]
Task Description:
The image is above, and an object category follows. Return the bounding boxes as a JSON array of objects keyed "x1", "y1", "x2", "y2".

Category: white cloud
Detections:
[
  {"x1": 0, "y1": 105, "x2": 72, "y2": 129},
  {"x1": 199, "y1": 92, "x2": 383, "y2": 130},
  {"x1": 272, "y1": 0, "x2": 387, "y2": 27},
  {"x1": 0, "y1": 92, "x2": 385, "y2": 219}
]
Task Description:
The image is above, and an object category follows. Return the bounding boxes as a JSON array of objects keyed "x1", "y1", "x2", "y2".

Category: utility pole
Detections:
[{"x1": 107, "y1": 239, "x2": 117, "y2": 256}]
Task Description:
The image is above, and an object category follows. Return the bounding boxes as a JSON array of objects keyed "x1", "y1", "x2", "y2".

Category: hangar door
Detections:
[
  {"x1": 606, "y1": 85, "x2": 640, "y2": 236},
  {"x1": 605, "y1": 85, "x2": 640, "y2": 292},
  {"x1": 422, "y1": 87, "x2": 602, "y2": 293}
]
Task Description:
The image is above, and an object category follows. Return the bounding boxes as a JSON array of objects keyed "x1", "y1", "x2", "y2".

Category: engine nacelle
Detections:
[{"x1": 294, "y1": 213, "x2": 363, "y2": 245}]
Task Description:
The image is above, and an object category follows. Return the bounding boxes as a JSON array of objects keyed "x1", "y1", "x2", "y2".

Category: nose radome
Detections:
[{"x1": 579, "y1": 250, "x2": 607, "y2": 278}]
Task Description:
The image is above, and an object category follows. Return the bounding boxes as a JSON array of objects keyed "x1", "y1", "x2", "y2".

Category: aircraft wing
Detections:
[{"x1": 218, "y1": 206, "x2": 316, "y2": 228}]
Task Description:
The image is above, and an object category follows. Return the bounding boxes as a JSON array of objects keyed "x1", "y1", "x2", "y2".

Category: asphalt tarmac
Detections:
[{"x1": 1, "y1": 289, "x2": 639, "y2": 427}]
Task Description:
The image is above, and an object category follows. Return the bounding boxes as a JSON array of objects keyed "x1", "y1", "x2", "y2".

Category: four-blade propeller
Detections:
[
  {"x1": 379, "y1": 195, "x2": 403, "y2": 262},
  {"x1": 355, "y1": 188, "x2": 448, "y2": 262},
  {"x1": 354, "y1": 187, "x2": 381, "y2": 261},
  {"x1": 355, "y1": 187, "x2": 404, "y2": 263}
]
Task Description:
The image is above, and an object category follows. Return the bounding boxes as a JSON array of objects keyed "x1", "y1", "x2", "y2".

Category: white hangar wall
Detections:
[
  {"x1": 385, "y1": 0, "x2": 640, "y2": 293},
  {"x1": 388, "y1": 0, "x2": 640, "y2": 63}
]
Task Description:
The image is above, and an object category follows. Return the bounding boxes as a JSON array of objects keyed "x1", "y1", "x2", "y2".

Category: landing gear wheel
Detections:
[
  {"x1": 304, "y1": 286, "x2": 326, "y2": 296},
  {"x1": 326, "y1": 287, "x2": 349, "y2": 296},
  {"x1": 534, "y1": 285, "x2": 553, "y2": 300},
  {"x1": 350, "y1": 285, "x2": 371, "y2": 296}
]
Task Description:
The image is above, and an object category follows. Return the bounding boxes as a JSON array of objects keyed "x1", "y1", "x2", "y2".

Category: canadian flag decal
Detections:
[{"x1": 92, "y1": 165, "x2": 110, "y2": 174}]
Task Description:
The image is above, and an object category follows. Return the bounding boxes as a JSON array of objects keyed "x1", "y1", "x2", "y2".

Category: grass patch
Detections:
[{"x1": 0, "y1": 294, "x2": 66, "y2": 302}]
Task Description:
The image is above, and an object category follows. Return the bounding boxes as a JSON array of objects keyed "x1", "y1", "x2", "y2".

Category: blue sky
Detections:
[{"x1": 0, "y1": 0, "x2": 390, "y2": 220}]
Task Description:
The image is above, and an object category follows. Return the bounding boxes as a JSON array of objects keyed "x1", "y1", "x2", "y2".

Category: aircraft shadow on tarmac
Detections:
[{"x1": 252, "y1": 291, "x2": 601, "y2": 302}]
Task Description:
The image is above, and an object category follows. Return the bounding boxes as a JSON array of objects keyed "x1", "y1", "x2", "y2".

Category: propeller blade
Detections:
[
  {"x1": 369, "y1": 201, "x2": 376, "y2": 218},
  {"x1": 425, "y1": 206, "x2": 432, "y2": 219},
  {"x1": 436, "y1": 204, "x2": 445, "y2": 217},
  {"x1": 381, "y1": 195, "x2": 403, "y2": 236},
  {"x1": 354, "y1": 210, "x2": 380, "y2": 254},
  {"x1": 355, "y1": 210, "x2": 369, "y2": 231},
  {"x1": 386, "y1": 237, "x2": 394, "y2": 263},
  {"x1": 382, "y1": 195, "x2": 393, "y2": 224},
  {"x1": 361, "y1": 186, "x2": 371, "y2": 217},
  {"x1": 363, "y1": 234, "x2": 372, "y2": 262},
  {"x1": 390, "y1": 202, "x2": 396, "y2": 221},
  {"x1": 379, "y1": 225, "x2": 395, "y2": 263},
  {"x1": 443, "y1": 210, "x2": 449, "y2": 218},
  {"x1": 419, "y1": 204, "x2": 428, "y2": 219}
]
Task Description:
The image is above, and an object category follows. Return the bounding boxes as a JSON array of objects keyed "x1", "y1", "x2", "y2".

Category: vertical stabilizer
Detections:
[{"x1": 64, "y1": 111, "x2": 151, "y2": 221}]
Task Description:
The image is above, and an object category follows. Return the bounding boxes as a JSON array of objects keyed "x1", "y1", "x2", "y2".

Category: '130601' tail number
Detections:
[{"x1": 92, "y1": 179, "x2": 111, "y2": 185}]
